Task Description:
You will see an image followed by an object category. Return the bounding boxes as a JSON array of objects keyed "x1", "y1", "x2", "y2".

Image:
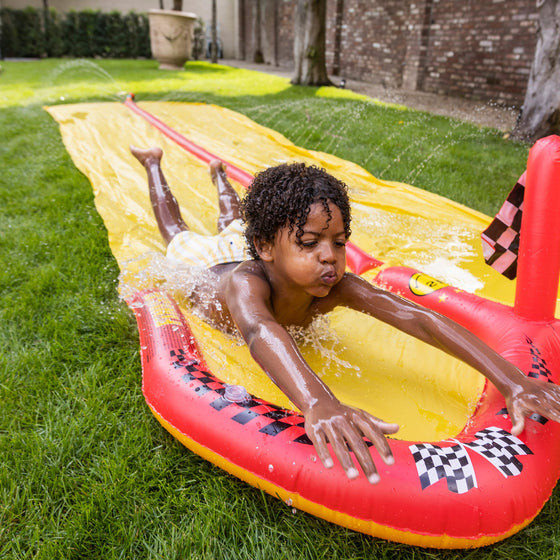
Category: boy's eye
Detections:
[
  {"x1": 301, "y1": 240, "x2": 317, "y2": 247},
  {"x1": 335, "y1": 240, "x2": 347, "y2": 248}
]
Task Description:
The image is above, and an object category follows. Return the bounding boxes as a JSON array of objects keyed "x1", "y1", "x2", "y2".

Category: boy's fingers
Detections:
[
  {"x1": 538, "y1": 385, "x2": 560, "y2": 422},
  {"x1": 380, "y1": 421, "x2": 400, "y2": 435},
  {"x1": 311, "y1": 420, "x2": 372, "y2": 481},
  {"x1": 357, "y1": 416, "x2": 397, "y2": 466},
  {"x1": 336, "y1": 422, "x2": 380, "y2": 483},
  {"x1": 508, "y1": 402, "x2": 525, "y2": 436},
  {"x1": 325, "y1": 424, "x2": 361, "y2": 480},
  {"x1": 306, "y1": 428, "x2": 334, "y2": 469},
  {"x1": 512, "y1": 380, "x2": 560, "y2": 429},
  {"x1": 306, "y1": 411, "x2": 397, "y2": 483}
]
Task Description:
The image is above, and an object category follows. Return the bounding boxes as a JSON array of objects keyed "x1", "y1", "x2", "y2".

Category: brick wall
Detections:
[
  {"x1": 241, "y1": 0, "x2": 537, "y2": 106},
  {"x1": 326, "y1": 0, "x2": 410, "y2": 89},
  {"x1": 420, "y1": 0, "x2": 537, "y2": 104}
]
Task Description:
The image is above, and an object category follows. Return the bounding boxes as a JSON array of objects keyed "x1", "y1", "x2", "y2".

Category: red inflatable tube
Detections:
[
  {"x1": 124, "y1": 103, "x2": 560, "y2": 547},
  {"x1": 129, "y1": 278, "x2": 560, "y2": 548},
  {"x1": 125, "y1": 93, "x2": 254, "y2": 187},
  {"x1": 515, "y1": 135, "x2": 560, "y2": 321}
]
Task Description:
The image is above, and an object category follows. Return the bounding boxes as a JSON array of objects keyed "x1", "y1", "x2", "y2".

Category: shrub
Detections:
[
  {"x1": 125, "y1": 12, "x2": 152, "y2": 59},
  {"x1": 44, "y1": 9, "x2": 65, "y2": 58},
  {"x1": 1, "y1": 9, "x2": 20, "y2": 58},
  {"x1": 0, "y1": 8, "x2": 151, "y2": 59},
  {"x1": 1, "y1": 7, "x2": 44, "y2": 57}
]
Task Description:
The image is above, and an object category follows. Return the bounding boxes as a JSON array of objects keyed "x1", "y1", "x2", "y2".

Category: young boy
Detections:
[{"x1": 131, "y1": 145, "x2": 560, "y2": 485}]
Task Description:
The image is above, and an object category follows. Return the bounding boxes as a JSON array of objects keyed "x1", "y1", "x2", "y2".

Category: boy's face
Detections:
[{"x1": 258, "y1": 202, "x2": 347, "y2": 299}]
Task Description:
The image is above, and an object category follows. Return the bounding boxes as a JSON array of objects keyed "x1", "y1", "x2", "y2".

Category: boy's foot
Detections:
[
  {"x1": 209, "y1": 159, "x2": 227, "y2": 184},
  {"x1": 130, "y1": 145, "x2": 163, "y2": 167}
]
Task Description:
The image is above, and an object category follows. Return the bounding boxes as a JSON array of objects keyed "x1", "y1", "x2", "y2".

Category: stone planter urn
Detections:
[{"x1": 148, "y1": 9, "x2": 197, "y2": 70}]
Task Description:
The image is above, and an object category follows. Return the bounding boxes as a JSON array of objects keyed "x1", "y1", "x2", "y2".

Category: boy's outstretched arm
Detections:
[
  {"x1": 333, "y1": 273, "x2": 560, "y2": 435},
  {"x1": 224, "y1": 263, "x2": 398, "y2": 484}
]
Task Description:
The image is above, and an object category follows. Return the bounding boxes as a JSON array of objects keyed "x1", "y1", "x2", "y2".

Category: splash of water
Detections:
[
  {"x1": 118, "y1": 251, "x2": 219, "y2": 315},
  {"x1": 43, "y1": 59, "x2": 129, "y2": 105},
  {"x1": 38, "y1": 58, "x2": 515, "y2": 200},
  {"x1": 119, "y1": 249, "x2": 362, "y2": 377},
  {"x1": 288, "y1": 314, "x2": 362, "y2": 378}
]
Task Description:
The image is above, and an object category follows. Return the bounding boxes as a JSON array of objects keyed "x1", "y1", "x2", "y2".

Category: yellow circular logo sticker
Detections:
[{"x1": 409, "y1": 273, "x2": 448, "y2": 296}]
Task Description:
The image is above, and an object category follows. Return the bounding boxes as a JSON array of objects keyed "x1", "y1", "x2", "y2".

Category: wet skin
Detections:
[
  {"x1": 213, "y1": 203, "x2": 397, "y2": 483},
  {"x1": 132, "y1": 146, "x2": 560, "y2": 484},
  {"x1": 212, "y1": 205, "x2": 560, "y2": 484}
]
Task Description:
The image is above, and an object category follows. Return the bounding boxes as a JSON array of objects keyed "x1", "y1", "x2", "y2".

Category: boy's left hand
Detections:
[
  {"x1": 506, "y1": 377, "x2": 560, "y2": 436},
  {"x1": 304, "y1": 399, "x2": 399, "y2": 484}
]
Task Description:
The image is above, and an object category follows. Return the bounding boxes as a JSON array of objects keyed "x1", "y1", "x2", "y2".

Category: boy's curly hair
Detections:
[{"x1": 241, "y1": 162, "x2": 352, "y2": 260}]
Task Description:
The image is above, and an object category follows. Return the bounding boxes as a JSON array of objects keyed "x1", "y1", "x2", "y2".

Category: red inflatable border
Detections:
[{"x1": 123, "y1": 98, "x2": 560, "y2": 547}]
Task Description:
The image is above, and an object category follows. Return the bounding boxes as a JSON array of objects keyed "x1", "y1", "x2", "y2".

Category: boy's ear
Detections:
[{"x1": 254, "y1": 237, "x2": 274, "y2": 262}]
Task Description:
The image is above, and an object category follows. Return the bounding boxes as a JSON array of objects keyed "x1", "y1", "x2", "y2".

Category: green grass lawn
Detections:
[{"x1": 2, "y1": 59, "x2": 558, "y2": 559}]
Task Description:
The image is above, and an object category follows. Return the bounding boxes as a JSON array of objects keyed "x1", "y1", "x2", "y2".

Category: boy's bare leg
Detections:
[
  {"x1": 209, "y1": 159, "x2": 242, "y2": 232},
  {"x1": 130, "y1": 146, "x2": 188, "y2": 246}
]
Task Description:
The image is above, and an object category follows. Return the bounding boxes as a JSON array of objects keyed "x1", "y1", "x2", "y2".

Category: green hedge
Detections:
[{"x1": 1, "y1": 7, "x2": 151, "y2": 59}]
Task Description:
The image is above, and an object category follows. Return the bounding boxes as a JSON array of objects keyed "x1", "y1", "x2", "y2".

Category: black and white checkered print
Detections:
[
  {"x1": 466, "y1": 426, "x2": 533, "y2": 477},
  {"x1": 411, "y1": 426, "x2": 534, "y2": 493},
  {"x1": 525, "y1": 336, "x2": 553, "y2": 381},
  {"x1": 410, "y1": 442, "x2": 476, "y2": 494}
]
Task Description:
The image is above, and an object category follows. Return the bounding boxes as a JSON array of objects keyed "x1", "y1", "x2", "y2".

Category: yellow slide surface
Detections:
[{"x1": 46, "y1": 101, "x2": 512, "y2": 441}]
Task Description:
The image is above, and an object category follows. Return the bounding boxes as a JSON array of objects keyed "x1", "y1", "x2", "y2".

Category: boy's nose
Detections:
[{"x1": 320, "y1": 243, "x2": 336, "y2": 263}]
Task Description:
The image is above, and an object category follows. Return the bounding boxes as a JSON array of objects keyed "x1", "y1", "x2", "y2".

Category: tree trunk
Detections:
[
  {"x1": 511, "y1": 0, "x2": 560, "y2": 142},
  {"x1": 42, "y1": 0, "x2": 50, "y2": 57},
  {"x1": 332, "y1": 0, "x2": 344, "y2": 76},
  {"x1": 252, "y1": 0, "x2": 264, "y2": 63},
  {"x1": 211, "y1": 0, "x2": 218, "y2": 63},
  {"x1": 292, "y1": 0, "x2": 332, "y2": 86}
]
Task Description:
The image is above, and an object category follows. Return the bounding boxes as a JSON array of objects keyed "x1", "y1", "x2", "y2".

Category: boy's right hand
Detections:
[{"x1": 304, "y1": 399, "x2": 399, "y2": 484}]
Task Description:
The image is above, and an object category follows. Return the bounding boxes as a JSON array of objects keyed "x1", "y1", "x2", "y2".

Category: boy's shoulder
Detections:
[
  {"x1": 219, "y1": 260, "x2": 274, "y2": 319},
  {"x1": 226, "y1": 260, "x2": 271, "y2": 291}
]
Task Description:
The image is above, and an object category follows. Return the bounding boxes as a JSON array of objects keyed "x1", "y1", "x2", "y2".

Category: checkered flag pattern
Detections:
[
  {"x1": 481, "y1": 173, "x2": 525, "y2": 279},
  {"x1": 526, "y1": 336, "x2": 553, "y2": 381},
  {"x1": 410, "y1": 442, "x2": 476, "y2": 494},
  {"x1": 170, "y1": 349, "x2": 312, "y2": 444},
  {"x1": 466, "y1": 427, "x2": 533, "y2": 478},
  {"x1": 411, "y1": 426, "x2": 534, "y2": 493}
]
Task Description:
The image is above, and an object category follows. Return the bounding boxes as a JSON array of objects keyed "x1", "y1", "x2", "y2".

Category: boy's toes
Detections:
[
  {"x1": 209, "y1": 159, "x2": 226, "y2": 177},
  {"x1": 130, "y1": 145, "x2": 163, "y2": 165}
]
